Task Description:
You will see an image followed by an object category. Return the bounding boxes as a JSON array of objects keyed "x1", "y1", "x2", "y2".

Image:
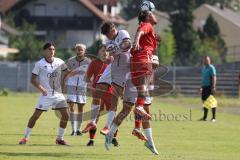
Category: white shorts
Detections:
[
  {"x1": 123, "y1": 80, "x2": 153, "y2": 105},
  {"x1": 36, "y1": 93, "x2": 67, "y2": 111},
  {"x1": 97, "y1": 64, "x2": 112, "y2": 85},
  {"x1": 67, "y1": 95, "x2": 86, "y2": 104}
]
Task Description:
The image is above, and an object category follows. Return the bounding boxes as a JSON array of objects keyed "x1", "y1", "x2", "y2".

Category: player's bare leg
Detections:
[
  {"x1": 19, "y1": 109, "x2": 43, "y2": 144},
  {"x1": 100, "y1": 83, "x2": 122, "y2": 135},
  {"x1": 76, "y1": 103, "x2": 84, "y2": 135},
  {"x1": 56, "y1": 108, "x2": 69, "y2": 145},
  {"x1": 82, "y1": 83, "x2": 109, "y2": 133},
  {"x1": 68, "y1": 102, "x2": 77, "y2": 136},
  {"x1": 134, "y1": 76, "x2": 151, "y2": 120}
]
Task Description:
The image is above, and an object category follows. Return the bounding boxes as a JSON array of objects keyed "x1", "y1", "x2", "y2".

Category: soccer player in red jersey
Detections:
[
  {"x1": 104, "y1": 11, "x2": 160, "y2": 155},
  {"x1": 131, "y1": 10, "x2": 159, "y2": 154},
  {"x1": 130, "y1": 10, "x2": 158, "y2": 119},
  {"x1": 85, "y1": 45, "x2": 119, "y2": 147}
]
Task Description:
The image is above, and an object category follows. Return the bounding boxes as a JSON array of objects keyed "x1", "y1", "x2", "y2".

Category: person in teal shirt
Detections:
[{"x1": 199, "y1": 56, "x2": 217, "y2": 122}]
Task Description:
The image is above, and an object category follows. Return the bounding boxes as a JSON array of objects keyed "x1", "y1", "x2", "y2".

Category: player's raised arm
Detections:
[
  {"x1": 133, "y1": 30, "x2": 144, "y2": 51},
  {"x1": 133, "y1": 11, "x2": 154, "y2": 51}
]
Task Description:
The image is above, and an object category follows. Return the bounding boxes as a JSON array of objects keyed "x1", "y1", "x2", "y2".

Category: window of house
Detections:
[{"x1": 34, "y1": 3, "x2": 46, "y2": 16}]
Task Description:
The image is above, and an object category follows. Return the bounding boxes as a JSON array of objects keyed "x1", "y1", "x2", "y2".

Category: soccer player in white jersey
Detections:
[
  {"x1": 64, "y1": 43, "x2": 91, "y2": 136},
  {"x1": 82, "y1": 22, "x2": 146, "y2": 135},
  {"x1": 19, "y1": 43, "x2": 70, "y2": 145}
]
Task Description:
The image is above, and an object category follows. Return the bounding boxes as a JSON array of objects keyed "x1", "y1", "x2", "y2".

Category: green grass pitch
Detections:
[{"x1": 0, "y1": 93, "x2": 240, "y2": 160}]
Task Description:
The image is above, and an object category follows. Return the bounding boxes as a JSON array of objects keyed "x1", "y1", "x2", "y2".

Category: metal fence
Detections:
[
  {"x1": 0, "y1": 61, "x2": 35, "y2": 92},
  {"x1": 0, "y1": 61, "x2": 239, "y2": 97}
]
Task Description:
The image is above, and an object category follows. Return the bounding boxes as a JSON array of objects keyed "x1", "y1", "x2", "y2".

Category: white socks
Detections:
[
  {"x1": 77, "y1": 112, "x2": 83, "y2": 131},
  {"x1": 91, "y1": 104, "x2": 100, "y2": 124},
  {"x1": 143, "y1": 128, "x2": 154, "y2": 145},
  {"x1": 109, "y1": 123, "x2": 118, "y2": 137},
  {"x1": 106, "y1": 111, "x2": 116, "y2": 129},
  {"x1": 57, "y1": 127, "x2": 65, "y2": 140},
  {"x1": 24, "y1": 127, "x2": 32, "y2": 139}
]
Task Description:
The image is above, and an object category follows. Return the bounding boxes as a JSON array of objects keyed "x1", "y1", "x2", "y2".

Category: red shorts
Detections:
[
  {"x1": 100, "y1": 88, "x2": 112, "y2": 111},
  {"x1": 130, "y1": 49, "x2": 153, "y2": 86}
]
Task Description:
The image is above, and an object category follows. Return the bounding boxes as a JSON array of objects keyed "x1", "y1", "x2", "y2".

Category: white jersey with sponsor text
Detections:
[
  {"x1": 32, "y1": 57, "x2": 67, "y2": 96},
  {"x1": 104, "y1": 30, "x2": 131, "y2": 55}
]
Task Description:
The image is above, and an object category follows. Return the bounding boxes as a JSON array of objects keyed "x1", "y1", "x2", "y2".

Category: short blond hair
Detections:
[{"x1": 75, "y1": 43, "x2": 86, "y2": 50}]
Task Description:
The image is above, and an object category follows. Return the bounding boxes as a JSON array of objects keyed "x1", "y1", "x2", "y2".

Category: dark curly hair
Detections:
[{"x1": 101, "y1": 21, "x2": 115, "y2": 35}]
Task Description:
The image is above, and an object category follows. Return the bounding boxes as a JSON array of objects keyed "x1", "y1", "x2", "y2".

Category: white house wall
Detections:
[
  {"x1": 21, "y1": 0, "x2": 93, "y2": 17},
  {"x1": 66, "y1": 30, "x2": 94, "y2": 48}
]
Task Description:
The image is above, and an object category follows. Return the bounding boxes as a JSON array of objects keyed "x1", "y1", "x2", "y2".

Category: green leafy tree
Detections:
[
  {"x1": 170, "y1": 0, "x2": 200, "y2": 65},
  {"x1": 195, "y1": 0, "x2": 233, "y2": 7},
  {"x1": 56, "y1": 48, "x2": 74, "y2": 61},
  {"x1": 158, "y1": 30, "x2": 176, "y2": 65},
  {"x1": 201, "y1": 14, "x2": 227, "y2": 63},
  {"x1": 8, "y1": 20, "x2": 43, "y2": 61},
  {"x1": 203, "y1": 14, "x2": 220, "y2": 38},
  {"x1": 198, "y1": 38, "x2": 221, "y2": 64},
  {"x1": 86, "y1": 39, "x2": 103, "y2": 56},
  {"x1": 119, "y1": 0, "x2": 142, "y2": 20}
]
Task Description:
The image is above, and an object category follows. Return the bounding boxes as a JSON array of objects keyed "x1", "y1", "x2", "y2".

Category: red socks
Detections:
[{"x1": 136, "y1": 97, "x2": 145, "y2": 106}]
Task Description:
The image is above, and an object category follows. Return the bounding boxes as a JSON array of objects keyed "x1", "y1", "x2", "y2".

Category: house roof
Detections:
[
  {"x1": 0, "y1": 0, "x2": 126, "y2": 25},
  {"x1": 198, "y1": 4, "x2": 240, "y2": 28},
  {"x1": 1, "y1": 22, "x2": 19, "y2": 35},
  {"x1": 0, "y1": 0, "x2": 20, "y2": 13}
]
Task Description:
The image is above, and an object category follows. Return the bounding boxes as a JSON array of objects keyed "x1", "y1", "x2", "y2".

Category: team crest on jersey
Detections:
[{"x1": 44, "y1": 65, "x2": 47, "y2": 69}]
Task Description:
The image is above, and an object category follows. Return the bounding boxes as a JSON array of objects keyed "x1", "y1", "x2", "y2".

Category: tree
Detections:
[
  {"x1": 198, "y1": 38, "x2": 222, "y2": 64},
  {"x1": 158, "y1": 29, "x2": 176, "y2": 65},
  {"x1": 119, "y1": 0, "x2": 142, "y2": 20},
  {"x1": 86, "y1": 39, "x2": 103, "y2": 56},
  {"x1": 195, "y1": 0, "x2": 233, "y2": 7},
  {"x1": 203, "y1": 14, "x2": 220, "y2": 38},
  {"x1": 154, "y1": 0, "x2": 178, "y2": 12},
  {"x1": 119, "y1": 0, "x2": 177, "y2": 20},
  {"x1": 170, "y1": 0, "x2": 200, "y2": 65},
  {"x1": 56, "y1": 48, "x2": 74, "y2": 61},
  {"x1": 8, "y1": 20, "x2": 43, "y2": 61},
  {"x1": 200, "y1": 14, "x2": 227, "y2": 63}
]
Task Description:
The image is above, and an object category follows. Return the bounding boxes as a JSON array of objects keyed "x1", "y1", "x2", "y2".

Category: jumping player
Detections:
[
  {"x1": 104, "y1": 11, "x2": 160, "y2": 155},
  {"x1": 82, "y1": 22, "x2": 142, "y2": 135}
]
